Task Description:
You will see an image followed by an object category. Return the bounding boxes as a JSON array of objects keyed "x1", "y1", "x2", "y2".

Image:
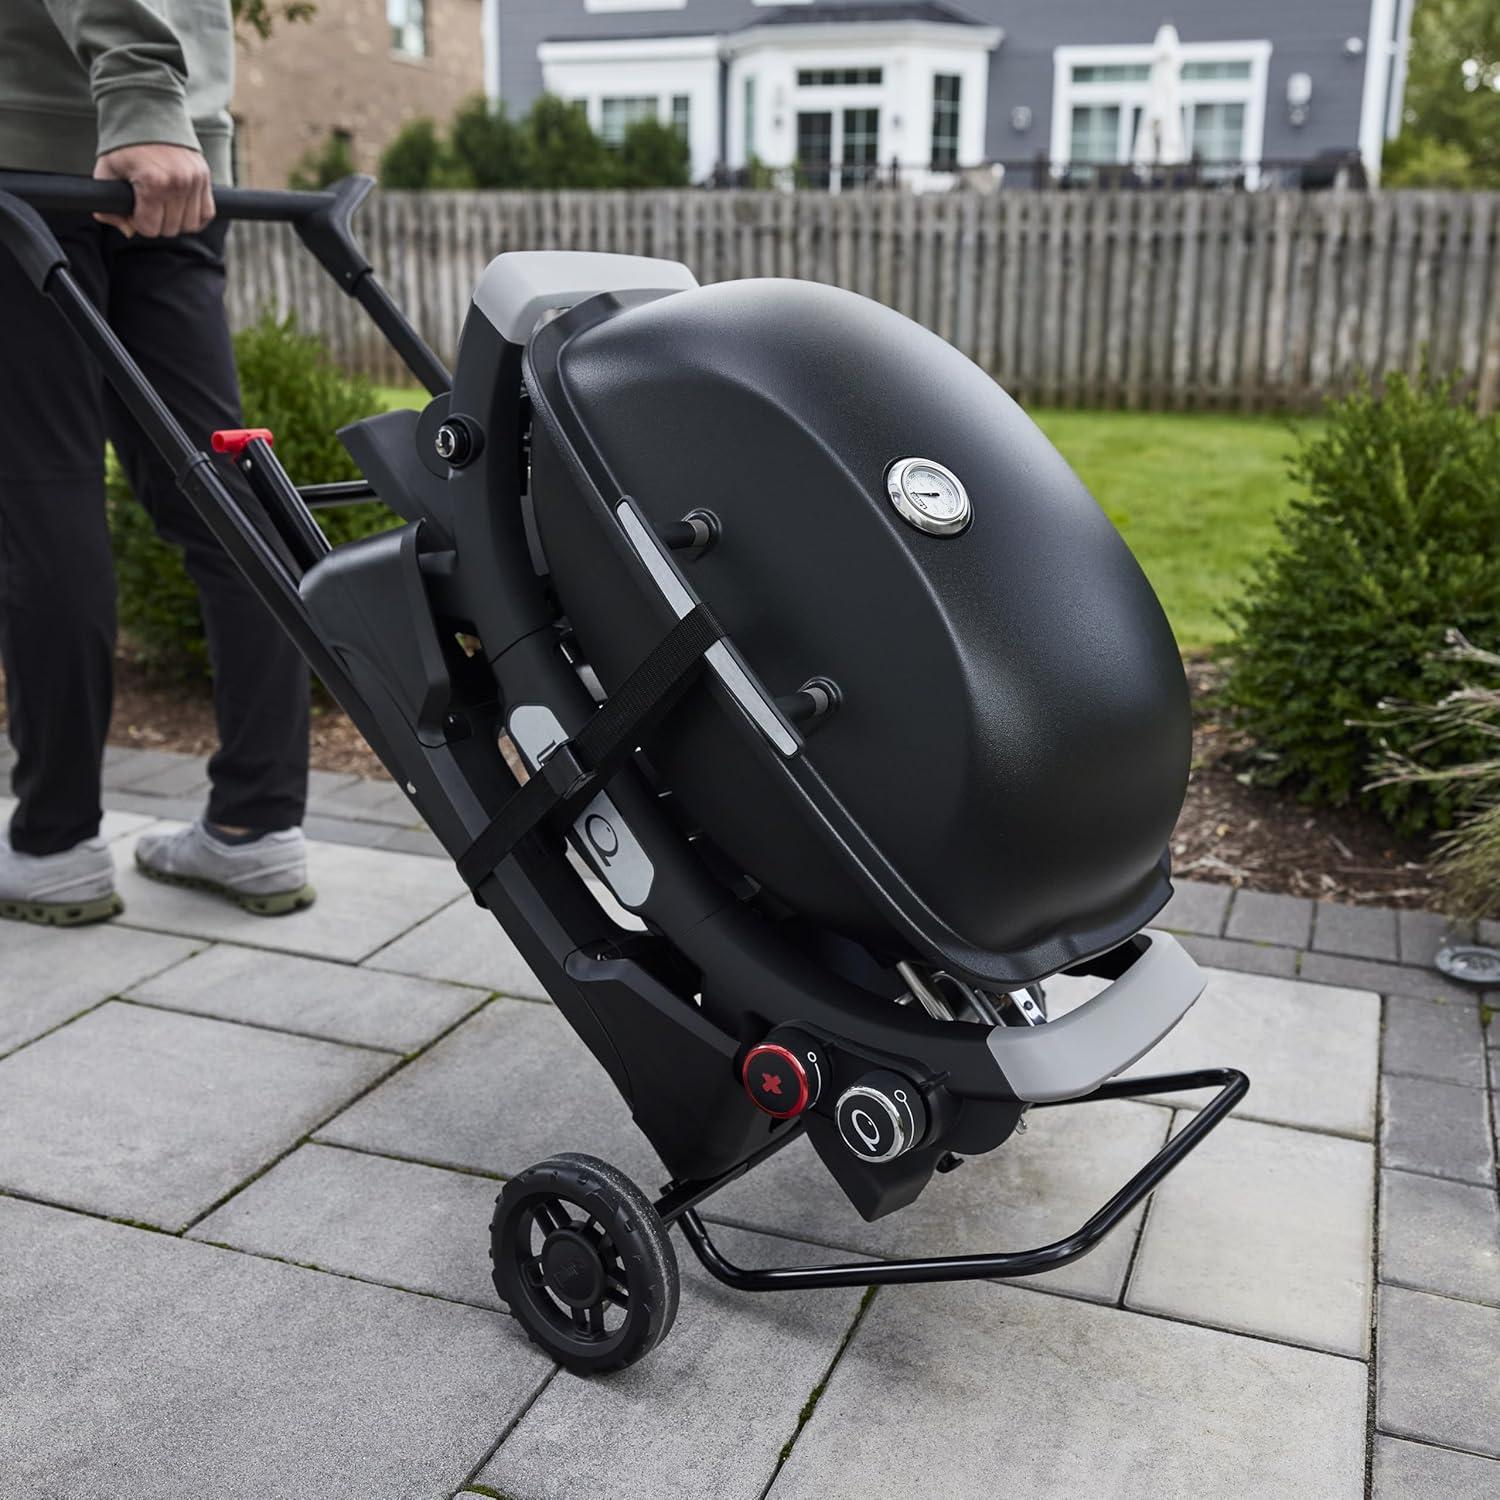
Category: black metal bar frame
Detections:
[
  {"x1": 654, "y1": 1067, "x2": 1247, "y2": 1291},
  {"x1": 298, "y1": 479, "x2": 380, "y2": 508}
]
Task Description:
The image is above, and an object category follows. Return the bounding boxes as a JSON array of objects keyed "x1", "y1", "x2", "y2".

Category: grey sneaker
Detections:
[
  {"x1": 135, "y1": 821, "x2": 316, "y2": 916},
  {"x1": 0, "y1": 832, "x2": 122, "y2": 926}
]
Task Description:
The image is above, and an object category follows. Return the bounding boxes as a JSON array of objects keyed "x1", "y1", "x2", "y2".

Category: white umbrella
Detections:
[{"x1": 1132, "y1": 22, "x2": 1187, "y2": 170}]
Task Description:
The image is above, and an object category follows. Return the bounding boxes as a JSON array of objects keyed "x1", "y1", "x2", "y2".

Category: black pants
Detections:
[{"x1": 0, "y1": 214, "x2": 308, "y2": 855}]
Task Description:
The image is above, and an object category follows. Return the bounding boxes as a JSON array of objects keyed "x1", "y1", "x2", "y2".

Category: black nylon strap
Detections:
[{"x1": 457, "y1": 603, "x2": 725, "y2": 888}]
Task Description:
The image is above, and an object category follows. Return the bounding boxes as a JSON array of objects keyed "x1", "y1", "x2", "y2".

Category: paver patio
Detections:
[{"x1": 1, "y1": 759, "x2": 1497, "y2": 1498}]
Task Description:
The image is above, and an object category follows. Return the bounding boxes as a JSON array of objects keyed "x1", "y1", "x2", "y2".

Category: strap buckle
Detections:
[{"x1": 537, "y1": 738, "x2": 594, "y2": 802}]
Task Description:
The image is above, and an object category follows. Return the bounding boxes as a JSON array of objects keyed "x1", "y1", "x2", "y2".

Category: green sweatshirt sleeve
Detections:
[{"x1": 39, "y1": 0, "x2": 201, "y2": 159}]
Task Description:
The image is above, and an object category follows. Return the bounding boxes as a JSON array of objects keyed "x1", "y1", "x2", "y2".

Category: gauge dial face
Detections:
[{"x1": 886, "y1": 458, "x2": 972, "y2": 536}]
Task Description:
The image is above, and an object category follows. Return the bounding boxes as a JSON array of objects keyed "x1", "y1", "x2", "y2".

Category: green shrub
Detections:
[
  {"x1": 521, "y1": 95, "x2": 617, "y2": 188},
  {"x1": 288, "y1": 129, "x2": 356, "y2": 190},
  {"x1": 109, "y1": 314, "x2": 398, "y2": 676},
  {"x1": 449, "y1": 95, "x2": 531, "y2": 188},
  {"x1": 1222, "y1": 371, "x2": 1500, "y2": 835},
  {"x1": 616, "y1": 117, "x2": 691, "y2": 188},
  {"x1": 379, "y1": 117, "x2": 467, "y2": 189}
]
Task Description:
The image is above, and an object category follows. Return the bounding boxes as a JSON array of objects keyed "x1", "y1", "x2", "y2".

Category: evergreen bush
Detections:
[{"x1": 1222, "y1": 371, "x2": 1500, "y2": 835}]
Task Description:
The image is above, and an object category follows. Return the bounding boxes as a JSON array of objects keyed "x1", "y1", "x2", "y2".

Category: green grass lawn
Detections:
[
  {"x1": 377, "y1": 385, "x2": 1307, "y2": 652},
  {"x1": 1031, "y1": 409, "x2": 1312, "y2": 651}
]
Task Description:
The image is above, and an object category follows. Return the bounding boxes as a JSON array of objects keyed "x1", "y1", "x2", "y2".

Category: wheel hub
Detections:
[{"x1": 540, "y1": 1227, "x2": 606, "y2": 1309}]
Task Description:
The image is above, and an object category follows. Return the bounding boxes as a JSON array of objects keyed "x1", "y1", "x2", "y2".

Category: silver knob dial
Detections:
[{"x1": 834, "y1": 1071, "x2": 926, "y2": 1163}]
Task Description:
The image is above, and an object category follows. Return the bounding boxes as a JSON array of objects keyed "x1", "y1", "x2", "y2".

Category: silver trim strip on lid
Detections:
[{"x1": 615, "y1": 501, "x2": 800, "y2": 757}]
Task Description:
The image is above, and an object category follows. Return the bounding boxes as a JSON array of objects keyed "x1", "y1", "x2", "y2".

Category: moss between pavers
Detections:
[{"x1": 776, "y1": 1285, "x2": 879, "y2": 1466}]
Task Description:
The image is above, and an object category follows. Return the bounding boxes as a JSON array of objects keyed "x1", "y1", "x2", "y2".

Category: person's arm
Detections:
[{"x1": 41, "y1": 0, "x2": 215, "y2": 237}]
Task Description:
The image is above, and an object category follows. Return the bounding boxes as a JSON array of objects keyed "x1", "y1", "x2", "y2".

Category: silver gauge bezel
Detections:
[{"x1": 885, "y1": 456, "x2": 972, "y2": 537}]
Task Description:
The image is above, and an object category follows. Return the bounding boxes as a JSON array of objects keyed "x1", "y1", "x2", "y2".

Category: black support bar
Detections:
[{"x1": 667, "y1": 1066, "x2": 1248, "y2": 1291}]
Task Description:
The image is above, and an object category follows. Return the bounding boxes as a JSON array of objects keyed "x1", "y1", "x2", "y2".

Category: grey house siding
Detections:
[
  {"x1": 977, "y1": 0, "x2": 1373, "y2": 165},
  {"x1": 497, "y1": 0, "x2": 1377, "y2": 168}
]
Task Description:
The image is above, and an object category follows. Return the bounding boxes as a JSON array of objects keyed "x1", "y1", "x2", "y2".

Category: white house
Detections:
[{"x1": 495, "y1": 1, "x2": 1415, "y2": 188}]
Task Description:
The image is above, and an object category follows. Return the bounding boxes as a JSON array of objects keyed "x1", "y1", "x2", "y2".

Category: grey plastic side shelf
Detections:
[
  {"x1": 988, "y1": 931, "x2": 1206, "y2": 1103},
  {"x1": 472, "y1": 250, "x2": 699, "y2": 344}
]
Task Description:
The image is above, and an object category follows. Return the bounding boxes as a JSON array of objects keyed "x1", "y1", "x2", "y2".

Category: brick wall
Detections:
[{"x1": 233, "y1": 0, "x2": 485, "y2": 189}]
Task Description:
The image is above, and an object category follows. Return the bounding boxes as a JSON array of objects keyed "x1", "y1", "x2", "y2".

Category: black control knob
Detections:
[
  {"x1": 835, "y1": 1069, "x2": 928, "y2": 1162},
  {"x1": 434, "y1": 415, "x2": 482, "y2": 468},
  {"x1": 741, "y1": 1028, "x2": 827, "y2": 1120}
]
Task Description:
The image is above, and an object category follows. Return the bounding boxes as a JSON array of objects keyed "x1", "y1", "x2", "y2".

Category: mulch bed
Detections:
[
  {"x1": 1, "y1": 650, "x2": 1436, "y2": 909},
  {"x1": 1174, "y1": 656, "x2": 1433, "y2": 908}
]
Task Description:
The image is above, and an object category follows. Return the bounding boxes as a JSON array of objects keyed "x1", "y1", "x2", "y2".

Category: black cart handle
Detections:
[
  {"x1": 0, "y1": 170, "x2": 450, "y2": 395},
  {"x1": 0, "y1": 168, "x2": 336, "y2": 224}
]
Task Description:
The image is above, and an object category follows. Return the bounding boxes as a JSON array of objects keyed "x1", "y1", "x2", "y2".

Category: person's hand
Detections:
[{"x1": 93, "y1": 144, "x2": 215, "y2": 239}]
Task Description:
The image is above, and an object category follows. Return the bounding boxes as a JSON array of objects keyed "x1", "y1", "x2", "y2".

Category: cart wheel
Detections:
[{"x1": 491, "y1": 1152, "x2": 679, "y2": 1375}]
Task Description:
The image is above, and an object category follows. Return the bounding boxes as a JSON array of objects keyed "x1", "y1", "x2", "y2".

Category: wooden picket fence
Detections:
[{"x1": 224, "y1": 189, "x2": 1500, "y2": 413}]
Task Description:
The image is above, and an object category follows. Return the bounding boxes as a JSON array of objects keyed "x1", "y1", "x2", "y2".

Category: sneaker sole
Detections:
[
  {"x1": 134, "y1": 856, "x2": 317, "y2": 917},
  {"x1": 0, "y1": 892, "x2": 124, "y2": 927}
]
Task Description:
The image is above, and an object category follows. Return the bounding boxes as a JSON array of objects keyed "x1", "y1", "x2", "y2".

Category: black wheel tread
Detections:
[{"x1": 490, "y1": 1151, "x2": 678, "y2": 1375}]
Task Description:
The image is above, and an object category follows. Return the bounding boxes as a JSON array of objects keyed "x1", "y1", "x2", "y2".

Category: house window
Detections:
[
  {"x1": 1186, "y1": 101, "x2": 1247, "y2": 162},
  {"x1": 797, "y1": 68, "x2": 883, "y2": 87},
  {"x1": 931, "y1": 74, "x2": 962, "y2": 169},
  {"x1": 1181, "y1": 60, "x2": 1253, "y2": 82},
  {"x1": 842, "y1": 106, "x2": 880, "y2": 186},
  {"x1": 743, "y1": 76, "x2": 757, "y2": 161},
  {"x1": 671, "y1": 94, "x2": 691, "y2": 143},
  {"x1": 796, "y1": 111, "x2": 834, "y2": 188},
  {"x1": 388, "y1": 0, "x2": 425, "y2": 59},
  {"x1": 1052, "y1": 41, "x2": 1271, "y2": 181},
  {"x1": 1071, "y1": 63, "x2": 1150, "y2": 84},
  {"x1": 600, "y1": 96, "x2": 658, "y2": 146},
  {"x1": 1069, "y1": 104, "x2": 1121, "y2": 164}
]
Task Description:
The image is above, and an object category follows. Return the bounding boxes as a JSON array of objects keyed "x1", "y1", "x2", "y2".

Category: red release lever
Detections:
[{"x1": 210, "y1": 428, "x2": 274, "y2": 457}]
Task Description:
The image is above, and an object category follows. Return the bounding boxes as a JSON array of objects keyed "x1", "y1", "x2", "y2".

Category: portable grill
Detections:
[{"x1": 0, "y1": 173, "x2": 1246, "y2": 1374}]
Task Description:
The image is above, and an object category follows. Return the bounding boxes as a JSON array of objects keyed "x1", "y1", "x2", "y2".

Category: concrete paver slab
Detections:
[
  {"x1": 1177, "y1": 933, "x2": 1300, "y2": 979},
  {"x1": 0, "y1": 1002, "x2": 392, "y2": 1230},
  {"x1": 1381, "y1": 1074, "x2": 1496, "y2": 1187},
  {"x1": 364, "y1": 894, "x2": 546, "y2": 999},
  {"x1": 1122, "y1": 968, "x2": 1381, "y2": 1138},
  {"x1": 481, "y1": 1226, "x2": 866, "y2": 1500},
  {"x1": 0, "y1": 797, "x2": 151, "y2": 845},
  {"x1": 114, "y1": 755, "x2": 210, "y2": 797},
  {"x1": 1157, "y1": 880, "x2": 1230, "y2": 937},
  {"x1": 1224, "y1": 889, "x2": 1313, "y2": 947},
  {"x1": 0, "y1": 1195, "x2": 547, "y2": 1500},
  {"x1": 1396, "y1": 910, "x2": 1470, "y2": 968},
  {"x1": 1373, "y1": 1436, "x2": 1500, "y2": 1498},
  {"x1": 1377, "y1": 1285, "x2": 1500, "y2": 1459},
  {"x1": 128, "y1": 941, "x2": 485, "y2": 1053},
  {"x1": 376, "y1": 825, "x2": 446, "y2": 858},
  {"x1": 1379, "y1": 1170, "x2": 1500, "y2": 1306},
  {"x1": 191, "y1": 1141, "x2": 502, "y2": 1307},
  {"x1": 1128, "y1": 1114, "x2": 1374, "y2": 1355},
  {"x1": 769, "y1": 1279, "x2": 1367, "y2": 1500},
  {"x1": 307, "y1": 774, "x2": 411, "y2": 824},
  {"x1": 0, "y1": 921, "x2": 197, "y2": 1056},
  {"x1": 1297, "y1": 950, "x2": 1478, "y2": 1004},
  {"x1": 317, "y1": 999, "x2": 664, "y2": 1187},
  {"x1": 113, "y1": 826, "x2": 461, "y2": 962},
  {"x1": 1382, "y1": 993, "x2": 1487, "y2": 1088},
  {"x1": 1312, "y1": 902, "x2": 1399, "y2": 962}
]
